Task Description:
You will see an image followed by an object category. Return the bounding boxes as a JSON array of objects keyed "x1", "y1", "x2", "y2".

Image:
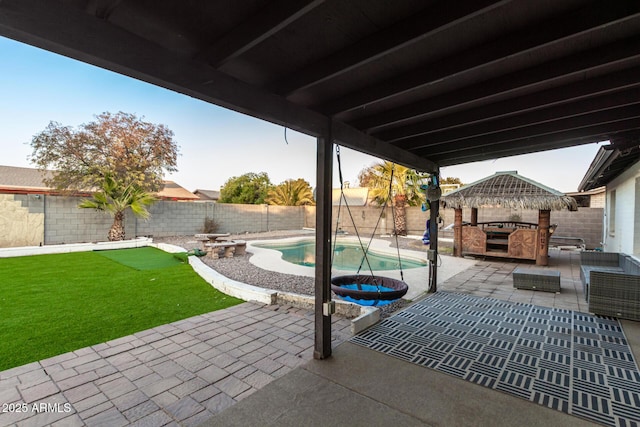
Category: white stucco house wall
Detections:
[{"x1": 578, "y1": 144, "x2": 640, "y2": 257}]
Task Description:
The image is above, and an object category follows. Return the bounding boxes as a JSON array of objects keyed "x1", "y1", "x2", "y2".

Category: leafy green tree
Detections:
[
  {"x1": 266, "y1": 179, "x2": 315, "y2": 206},
  {"x1": 29, "y1": 111, "x2": 178, "y2": 194},
  {"x1": 219, "y1": 172, "x2": 272, "y2": 204},
  {"x1": 78, "y1": 174, "x2": 156, "y2": 241},
  {"x1": 359, "y1": 161, "x2": 428, "y2": 235}
]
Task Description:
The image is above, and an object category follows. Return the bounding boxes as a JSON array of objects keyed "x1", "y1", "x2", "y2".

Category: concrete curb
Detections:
[
  {"x1": 275, "y1": 291, "x2": 380, "y2": 335},
  {"x1": 0, "y1": 237, "x2": 152, "y2": 258}
]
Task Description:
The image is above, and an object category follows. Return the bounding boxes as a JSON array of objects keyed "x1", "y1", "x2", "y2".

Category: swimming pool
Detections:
[{"x1": 253, "y1": 239, "x2": 427, "y2": 271}]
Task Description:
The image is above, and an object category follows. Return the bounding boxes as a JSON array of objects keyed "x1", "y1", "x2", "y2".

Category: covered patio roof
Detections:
[
  {"x1": 1, "y1": 0, "x2": 639, "y2": 359},
  {"x1": 1, "y1": 0, "x2": 639, "y2": 173}
]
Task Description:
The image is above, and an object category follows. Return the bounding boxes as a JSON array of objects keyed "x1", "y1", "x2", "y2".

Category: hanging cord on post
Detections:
[
  {"x1": 353, "y1": 162, "x2": 404, "y2": 285},
  {"x1": 334, "y1": 146, "x2": 377, "y2": 286},
  {"x1": 355, "y1": 164, "x2": 404, "y2": 283},
  {"x1": 356, "y1": 191, "x2": 390, "y2": 275},
  {"x1": 331, "y1": 147, "x2": 342, "y2": 268}
]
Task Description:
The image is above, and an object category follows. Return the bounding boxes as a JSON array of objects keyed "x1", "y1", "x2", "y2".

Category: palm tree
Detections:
[
  {"x1": 365, "y1": 161, "x2": 427, "y2": 235},
  {"x1": 79, "y1": 174, "x2": 157, "y2": 241},
  {"x1": 266, "y1": 179, "x2": 315, "y2": 206}
]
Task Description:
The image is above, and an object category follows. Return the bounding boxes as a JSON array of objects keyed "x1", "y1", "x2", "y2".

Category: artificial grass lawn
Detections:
[{"x1": 0, "y1": 247, "x2": 243, "y2": 371}]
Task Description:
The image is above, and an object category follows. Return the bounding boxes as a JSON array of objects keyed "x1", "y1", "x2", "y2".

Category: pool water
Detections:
[{"x1": 255, "y1": 240, "x2": 427, "y2": 271}]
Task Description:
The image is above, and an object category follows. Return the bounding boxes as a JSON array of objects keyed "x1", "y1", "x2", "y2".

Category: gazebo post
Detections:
[
  {"x1": 470, "y1": 207, "x2": 478, "y2": 226},
  {"x1": 454, "y1": 208, "x2": 463, "y2": 257},
  {"x1": 537, "y1": 209, "x2": 551, "y2": 266}
]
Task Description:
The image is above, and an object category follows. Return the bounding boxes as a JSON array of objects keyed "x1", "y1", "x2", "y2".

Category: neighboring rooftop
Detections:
[
  {"x1": 578, "y1": 143, "x2": 640, "y2": 191},
  {"x1": 158, "y1": 181, "x2": 200, "y2": 201},
  {"x1": 566, "y1": 186, "x2": 606, "y2": 208},
  {"x1": 194, "y1": 189, "x2": 221, "y2": 201},
  {"x1": 0, "y1": 165, "x2": 53, "y2": 192},
  {"x1": 0, "y1": 165, "x2": 198, "y2": 200}
]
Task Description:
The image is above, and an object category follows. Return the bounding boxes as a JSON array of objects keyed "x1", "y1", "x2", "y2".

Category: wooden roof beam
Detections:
[
  {"x1": 270, "y1": 0, "x2": 507, "y2": 96},
  {"x1": 332, "y1": 121, "x2": 438, "y2": 173},
  {"x1": 436, "y1": 137, "x2": 606, "y2": 167},
  {"x1": 321, "y1": 0, "x2": 640, "y2": 116},
  {"x1": 394, "y1": 89, "x2": 640, "y2": 149},
  {"x1": 194, "y1": 0, "x2": 325, "y2": 68},
  {"x1": 85, "y1": 0, "x2": 125, "y2": 20},
  {"x1": 428, "y1": 118, "x2": 640, "y2": 166},
  {"x1": 374, "y1": 69, "x2": 640, "y2": 142},
  {"x1": 350, "y1": 36, "x2": 640, "y2": 133},
  {"x1": 411, "y1": 107, "x2": 640, "y2": 156}
]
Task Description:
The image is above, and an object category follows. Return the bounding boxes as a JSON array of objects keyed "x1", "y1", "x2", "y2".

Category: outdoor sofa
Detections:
[{"x1": 580, "y1": 251, "x2": 640, "y2": 320}]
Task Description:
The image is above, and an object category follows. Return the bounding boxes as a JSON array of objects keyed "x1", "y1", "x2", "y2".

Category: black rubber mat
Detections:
[{"x1": 351, "y1": 291, "x2": 640, "y2": 427}]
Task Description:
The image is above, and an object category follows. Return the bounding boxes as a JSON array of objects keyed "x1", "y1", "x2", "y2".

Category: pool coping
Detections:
[
  {"x1": 246, "y1": 235, "x2": 429, "y2": 278},
  {"x1": 246, "y1": 236, "x2": 435, "y2": 301}
]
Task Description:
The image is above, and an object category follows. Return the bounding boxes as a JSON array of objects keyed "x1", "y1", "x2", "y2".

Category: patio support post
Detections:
[
  {"x1": 314, "y1": 125, "x2": 333, "y2": 360},
  {"x1": 454, "y1": 208, "x2": 463, "y2": 257},
  {"x1": 470, "y1": 208, "x2": 478, "y2": 226},
  {"x1": 428, "y1": 199, "x2": 439, "y2": 292},
  {"x1": 537, "y1": 209, "x2": 550, "y2": 266}
]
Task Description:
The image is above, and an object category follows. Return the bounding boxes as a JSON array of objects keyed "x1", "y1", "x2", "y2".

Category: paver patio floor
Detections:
[{"x1": 0, "y1": 303, "x2": 351, "y2": 426}]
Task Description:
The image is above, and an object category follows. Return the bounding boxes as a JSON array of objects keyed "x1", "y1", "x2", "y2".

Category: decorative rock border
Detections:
[{"x1": 155, "y1": 242, "x2": 380, "y2": 335}]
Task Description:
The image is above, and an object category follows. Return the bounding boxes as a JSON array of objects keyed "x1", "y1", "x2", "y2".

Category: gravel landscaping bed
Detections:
[{"x1": 154, "y1": 231, "x2": 425, "y2": 317}]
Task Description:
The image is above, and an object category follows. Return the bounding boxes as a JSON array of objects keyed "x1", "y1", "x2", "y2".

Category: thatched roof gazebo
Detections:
[{"x1": 441, "y1": 171, "x2": 577, "y2": 266}]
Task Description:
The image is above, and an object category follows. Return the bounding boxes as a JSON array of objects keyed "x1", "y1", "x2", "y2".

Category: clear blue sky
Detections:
[{"x1": 0, "y1": 36, "x2": 606, "y2": 193}]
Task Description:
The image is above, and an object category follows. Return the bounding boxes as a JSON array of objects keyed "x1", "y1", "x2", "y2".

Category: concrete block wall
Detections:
[
  {"x1": 334, "y1": 206, "x2": 395, "y2": 236},
  {"x1": 327, "y1": 205, "x2": 428, "y2": 236},
  {"x1": 304, "y1": 206, "x2": 430, "y2": 235},
  {"x1": 2, "y1": 193, "x2": 604, "y2": 250},
  {"x1": 438, "y1": 206, "x2": 603, "y2": 249},
  {"x1": 266, "y1": 205, "x2": 306, "y2": 231},
  {"x1": 213, "y1": 203, "x2": 267, "y2": 233},
  {"x1": 406, "y1": 207, "x2": 430, "y2": 235},
  {"x1": 135, "y1": 201, "x2": 210, "y2": 237},
  {"x1": 210, "y1": 204, "x2": 306, "y2": 234},
  {"x1": 0, "y1": 194, "x2": 45, "y2": 247},
  {"x1": 551, "y1": 208, "x2": 604, "y2": 249},
  {"x1": 304, "y1": 206, "x2": 315, "y2": 229},
  {"x1": 34, "y1": 197, "x2": 310, "y2": 245},
  {"x1": 45, "y1": 196, "x2": 120, "y2": 244},
  {"x1": 590, "y1": 192, "x2": 606, "y2": 208}
]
